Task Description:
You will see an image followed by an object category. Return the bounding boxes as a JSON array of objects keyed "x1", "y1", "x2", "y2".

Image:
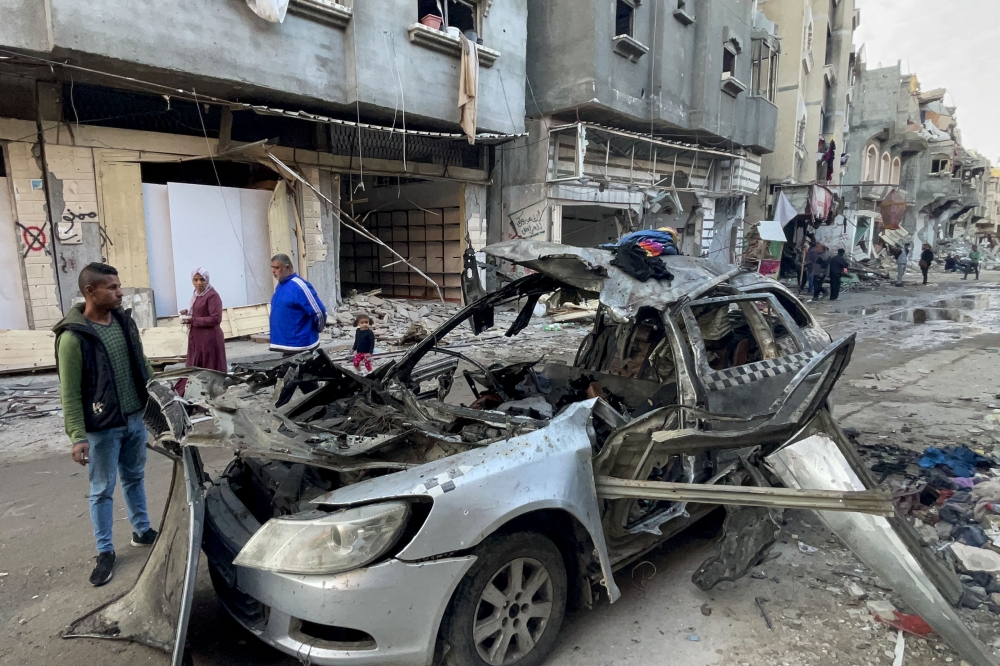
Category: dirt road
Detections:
[{"x1": 2, "y1": 269, "x2": 999, "y2": 666}]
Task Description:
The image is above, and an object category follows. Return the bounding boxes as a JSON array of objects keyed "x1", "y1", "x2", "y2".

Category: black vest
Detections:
[{"x1": 56, "y1": 309, "x2": 150, "y2": 433}]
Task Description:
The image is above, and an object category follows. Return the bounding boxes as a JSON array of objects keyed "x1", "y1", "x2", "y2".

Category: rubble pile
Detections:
[
  {"x1": 857, "y1": 434, "x2": 1000, "y2": 611},
  {"x1": 323, "y1": 289, "x2": 595, "y2": 366},
  {"x1": 0, "y1": 385, "x2": 62, "y2": 421}
]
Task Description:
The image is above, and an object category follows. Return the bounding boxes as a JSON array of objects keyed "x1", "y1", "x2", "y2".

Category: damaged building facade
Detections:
[
  {"x1": 745, "y1": 0, "x2": 859, "y2": 264},
  {"x1": 490, "y1": 0, "x2": 779, "y2": 275},
  {"x1": 0, "y1": 0, "x2": 529, "y2": 333},
  {"x1": 844, "y1": 63, "x2": 991, "y2": 254}
]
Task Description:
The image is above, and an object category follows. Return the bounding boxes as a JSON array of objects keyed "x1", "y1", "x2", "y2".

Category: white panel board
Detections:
[
  {"x1": 166, "y1": 183, "x2": 249, "y2": 309},
  {"x1": 142, "y1": 184, "x2": 177, "y2": 317},
  {"x1": 240, "y1": 189, "x2": 275, "y2": 306},
  {"x1": 0, "y1": 178, "x2": 29, "y2": 329}
]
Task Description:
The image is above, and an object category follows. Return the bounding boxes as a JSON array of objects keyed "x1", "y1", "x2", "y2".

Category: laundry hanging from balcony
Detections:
[{"x1": 458, "y1": 35, "x2": 480, "y2": 144}]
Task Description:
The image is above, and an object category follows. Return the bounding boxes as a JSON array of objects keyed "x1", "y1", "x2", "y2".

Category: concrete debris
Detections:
[{"x1": 951, "y1": 543, "x2": 1000, "y2": 575}]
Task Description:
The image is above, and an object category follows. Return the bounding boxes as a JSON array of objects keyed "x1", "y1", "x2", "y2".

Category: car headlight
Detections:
[{"x1": 233, "y1": 502, "x2": 410, "y2": 575}]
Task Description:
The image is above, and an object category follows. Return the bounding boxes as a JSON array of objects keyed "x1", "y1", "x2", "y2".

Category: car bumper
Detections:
[{"x1": 203, "y1": 480, "x2": 476, "y2": 666}]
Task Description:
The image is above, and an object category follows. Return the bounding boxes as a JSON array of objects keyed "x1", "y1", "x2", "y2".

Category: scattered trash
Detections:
[
  {"x1": 700, "y1": 604, "x2": 712, "y2": 617},
  {"x1": 892, "y1": 630, "x2": 905, "y2": 666},
  {"x1": 918, "y1": 446, "x2": 990, "y2": 478},
  {"x1": 798, "y1": 541, "x2": 819, "y2": 555},
  {"x1": 686, "y1": 634, "x2": 700, "y2": 642},
  {"x1": 951, "y1": 542, "x2": 1000, "y2": 575},
  {"x1": 874, "y1": 611, "x2": 934, "y2": 639}
]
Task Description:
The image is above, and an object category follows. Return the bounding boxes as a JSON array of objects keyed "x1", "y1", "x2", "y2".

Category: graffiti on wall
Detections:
[
  {"x1": 508, "y1": 200, "x2": 548, "y2": 240},
  {"x1": 16, "y1": 222, "x2": 49, "y2": 258},
  {"x1": 58, "y1": 208, "x2": 97, "y2": 245}
]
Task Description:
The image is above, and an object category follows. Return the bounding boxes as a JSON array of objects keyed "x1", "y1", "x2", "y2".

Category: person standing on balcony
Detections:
[{"x1": 54, "y1": 263, "x2": 158, "y2": 587}]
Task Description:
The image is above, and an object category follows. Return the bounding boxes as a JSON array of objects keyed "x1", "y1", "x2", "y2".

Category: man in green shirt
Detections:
[
  {"x1": 963, "y1": 247, "x2": 981, "y2": 280},
  {"x1": 54, "y1": 263, "x2": 157, "y2": 586}
]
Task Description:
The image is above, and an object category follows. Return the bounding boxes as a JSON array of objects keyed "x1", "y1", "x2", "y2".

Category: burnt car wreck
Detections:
[{"x1": 65, "y1": 241, "x2": 998, "y2": 666}]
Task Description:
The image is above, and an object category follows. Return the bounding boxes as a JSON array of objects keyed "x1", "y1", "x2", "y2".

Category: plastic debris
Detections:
[
  {"x1": 874, "y1": 611, "x2": 934, "y2": 638},
  {"x1": 798, "y1": 541, "x2": 819, "y2": 555},
  {"x1": 892, "y1": 630, "x2": 905, "y2": 666}
]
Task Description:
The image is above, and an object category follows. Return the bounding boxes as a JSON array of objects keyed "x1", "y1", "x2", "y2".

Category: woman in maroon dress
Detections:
[{"x1": 180, "y1": 268, "x2": 227, "y2": 373}]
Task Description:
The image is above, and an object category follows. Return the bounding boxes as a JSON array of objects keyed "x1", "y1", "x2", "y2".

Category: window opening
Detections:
[
  {"x1": 723, "y1": 44, "x2": 737, "y2": 78},
  {"x1": 750, "y1": 38, "x2": 778, "y2": 101},
  {"x1": 616, "y1": 0, "x2": 635, "y2": 37},
  {"x1": 418, "y1": 0, "x2": 478, "y2": 34},
  {"x1": 879, "y1": 152, "x2": 891, "y2": 183},
  {"x1": 931, "y1": 158, "x2": 950, "y2": 174},
  {"x1": 864, "y1": 145, "x2": 878, "y2": 181}
]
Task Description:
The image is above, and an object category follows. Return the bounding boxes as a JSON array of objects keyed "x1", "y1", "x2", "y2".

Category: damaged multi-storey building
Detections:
[
  {"x1": 844, "y1": 62, "x2": 991, "y2": 254},
  {"x1": 745, "y1": 0, "x2": 860, "y2": 266},
  {"x1": 489, "y1": 0, "x2": 780, "y2": 276},
  {"x1": 0, "y1": 0, "x2": 528, "y2": 335}
]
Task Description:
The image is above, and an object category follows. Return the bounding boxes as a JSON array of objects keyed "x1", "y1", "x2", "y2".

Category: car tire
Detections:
[{"x1": 441, "y1": 531, "x2": 568, "y2": 666}]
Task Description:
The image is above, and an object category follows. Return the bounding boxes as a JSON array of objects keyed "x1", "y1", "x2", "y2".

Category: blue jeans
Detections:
[{"x1": 87, "y1": 411, "x2": 152, "y2": 553}]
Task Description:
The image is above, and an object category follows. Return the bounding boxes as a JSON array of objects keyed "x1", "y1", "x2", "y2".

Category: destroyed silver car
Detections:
[{"x1": 66, "y1": 241, "x2": 999, "y2": 666}]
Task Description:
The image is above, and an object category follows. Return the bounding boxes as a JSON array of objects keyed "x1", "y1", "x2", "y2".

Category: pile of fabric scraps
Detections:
[
  {"x1": 918, "y1": 446, "x2": 991, "y2": 478},
  {"x1": 854, "y1": 438, "x2": 1000, "y2": 610}
]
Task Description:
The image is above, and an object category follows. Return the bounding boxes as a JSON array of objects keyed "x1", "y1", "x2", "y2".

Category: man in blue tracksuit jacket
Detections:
[{"x1": 269, "y1": 254, "x2": 327, "y2": 353}]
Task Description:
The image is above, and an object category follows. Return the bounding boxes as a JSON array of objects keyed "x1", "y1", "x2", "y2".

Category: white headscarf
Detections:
[{"x1": 188, "y1": 267, "x2": 215, "y2": 313}]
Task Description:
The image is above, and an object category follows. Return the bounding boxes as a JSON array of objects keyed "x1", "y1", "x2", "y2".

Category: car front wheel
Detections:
[{"x1": 441, "y1": 531, "x2": 568, "y2": 666}]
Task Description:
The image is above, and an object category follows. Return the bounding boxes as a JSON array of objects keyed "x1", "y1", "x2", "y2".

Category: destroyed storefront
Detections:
[
  {"x1": 63, "y1": 241, "x2": 1000, "y2": 666},
  {"x1": 495, "y1": 122, "x2": 762, "y2": 272},
  {"x1": 0, "y1": 80, "x2": 518, "y2": 376}
]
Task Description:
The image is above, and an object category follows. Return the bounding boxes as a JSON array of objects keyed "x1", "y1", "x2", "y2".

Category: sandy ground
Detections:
[{"x1": 2, "y1": 267, "x2": 1000, "y2": 666}]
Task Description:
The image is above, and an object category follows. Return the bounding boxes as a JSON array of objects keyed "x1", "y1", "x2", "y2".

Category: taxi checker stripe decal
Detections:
[{"x1": 703, "y1": 351, "x2": 818, "y2": 391}]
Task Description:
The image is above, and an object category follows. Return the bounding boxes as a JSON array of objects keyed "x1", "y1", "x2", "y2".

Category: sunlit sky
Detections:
[{"x1": 854, "y1": 0, "x2": 1000, "y2": 165}]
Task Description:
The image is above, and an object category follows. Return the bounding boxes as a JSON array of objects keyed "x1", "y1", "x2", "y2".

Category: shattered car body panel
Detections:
[{"x1": 67, "y1": 240, "x2": 991, "y2": 666}]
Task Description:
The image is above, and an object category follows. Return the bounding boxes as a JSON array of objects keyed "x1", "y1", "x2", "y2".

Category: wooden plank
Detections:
[
  {"x1": 96, "y1": 157, "x2": 150, "y2": 288},
  {"x1": 0, "y1": 326, "x2": 187, "y2": 374},
  {"x1": 157, "y1": 303, "x2": 271, "y2": 339}
]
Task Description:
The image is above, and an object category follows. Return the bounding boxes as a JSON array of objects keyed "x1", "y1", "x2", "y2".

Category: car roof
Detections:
[{"x1": 485, "y1": 240, "x2": 740, "y2": 315}]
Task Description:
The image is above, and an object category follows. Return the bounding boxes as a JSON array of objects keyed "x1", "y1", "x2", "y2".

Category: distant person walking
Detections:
[
  {"x1": 829, "y1": 248, "x2": 850, "y2": 301},
  {"x1": 895, "y1": 243, "x2": 910, "y2": 287},
  {"x1": 54, "y1": 263, "x2": 157, "y2": 587},
  {"x1": 801, "y1": 243, "x2": 819, "y2": 293},
  {"x1": 269, "y1": 254, "x2": 327, "y2": 354},
  {"x1": 963, "y1": 246, "x2": 981, "y2": 280},
  {"x1": 919, "y1": 244, "x2": 934, "y2": 285},
  {"x1": 811, "y1": 244, "x2": 831, "y2": 301},
  {"x1": 176, "y1": 268, "x2": 227, "y2": 395}
]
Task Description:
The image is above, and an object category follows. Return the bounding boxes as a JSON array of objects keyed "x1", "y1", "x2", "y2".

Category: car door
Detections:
[{"x1": 64, "y1": 446, "x2": 205, "y2": 666}]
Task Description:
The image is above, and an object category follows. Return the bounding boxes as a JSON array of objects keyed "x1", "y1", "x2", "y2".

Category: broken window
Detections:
[
  {"x1": 795, "y1": 116, "x2": 808, "y2": 150},
  {"x1": 688, "y1": 300, "x2": 779, "y2": 372},
  {"x1": 615, "y1": 0, "x2": 635, "y2": 37},
  {"x1": 750, "y1": 38, "x2": 778, "y2": 102},
  {"x1": 931, "y1": 157, "x2": 950, "y2": 174}
]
